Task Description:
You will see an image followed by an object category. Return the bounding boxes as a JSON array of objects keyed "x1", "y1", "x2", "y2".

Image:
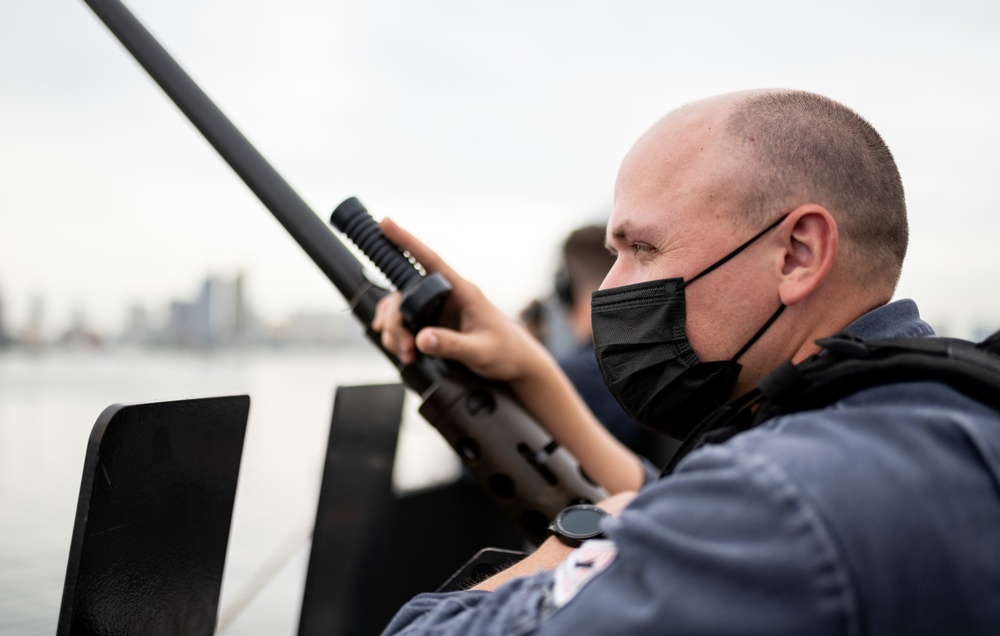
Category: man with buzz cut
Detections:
[{"x1": 371, "y1": 89, "x2": 1000, "y2": 635}]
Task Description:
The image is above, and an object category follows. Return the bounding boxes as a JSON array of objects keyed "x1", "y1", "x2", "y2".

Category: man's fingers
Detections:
[
  {"x1": 372, "y1": 290, "x2": 417, "y2": 364},
  {"x1": 372, "y1": 291, "x2": 401, "y2": 331},
  {"x1": 383, "y1": 328, "x2": 416, "y2": 365},
  {"x1": 380, "y1": 218, "x2": 460, "y2": 282}
]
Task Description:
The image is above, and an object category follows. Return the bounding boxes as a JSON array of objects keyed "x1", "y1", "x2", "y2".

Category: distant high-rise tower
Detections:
[
  {"x1": 19, "y1": 295, "x2": 45, "y2": 346},
  {"x1": 121, "y1": 304, "x2": 155, "y2": 347},
  {"x1": 186, "y1": 273, "x2": 251, "y2": 347},
  {"x1": 233, "y1": 270, "x2": 248, "y2": 344},
  {"x1": 161, "y1": 272, "x2": 256, "y2": 349},
  {"x1": 0, "y1": 288, "x2": 10, "y2": 345}
]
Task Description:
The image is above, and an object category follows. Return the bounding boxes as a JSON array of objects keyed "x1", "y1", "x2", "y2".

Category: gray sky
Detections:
[{"x1": 2, "y1": 0, "x2": 998, "y2": 339}]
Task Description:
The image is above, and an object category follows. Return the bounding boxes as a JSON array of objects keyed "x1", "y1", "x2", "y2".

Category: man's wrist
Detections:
[
  {"x1": 547, "y1": 504, "x2": 610, "y2": 547},
  {"x1": 471, "y1": 537, "x2": 574, "y2": 591}
]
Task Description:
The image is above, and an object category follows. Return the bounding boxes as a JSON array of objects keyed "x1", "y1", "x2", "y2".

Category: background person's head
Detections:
[{"x1": 557, "y1": 224, "x2": 616, "y2": 343}]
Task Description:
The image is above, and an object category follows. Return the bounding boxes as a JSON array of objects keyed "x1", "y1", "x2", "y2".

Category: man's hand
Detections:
[
  {"x1": 372, "y1": 218, "x2": 548, "y2": 382},
  {"x1": 372, "y1": 218, "x2": 645, "y2": 495}
]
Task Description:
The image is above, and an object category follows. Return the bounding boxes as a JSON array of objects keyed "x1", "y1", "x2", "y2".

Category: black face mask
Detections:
[{"x1": 591, "y1": 215, "x2": 787, "y2": 440}]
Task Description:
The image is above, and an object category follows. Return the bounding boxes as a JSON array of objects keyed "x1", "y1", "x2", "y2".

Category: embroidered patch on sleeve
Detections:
[{"x1": 551, "y1": 539, "x2": 618, "y2": 609}]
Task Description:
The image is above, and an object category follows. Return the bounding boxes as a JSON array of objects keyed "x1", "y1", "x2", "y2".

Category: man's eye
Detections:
[{"x1": 633, "y1": 243, "x2": 654, "y2": 254}]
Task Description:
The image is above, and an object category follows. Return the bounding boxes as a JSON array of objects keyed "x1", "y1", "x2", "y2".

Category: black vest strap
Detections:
[{"x1": 662, "y1": 329, "x2": 1000, "y2": 477}]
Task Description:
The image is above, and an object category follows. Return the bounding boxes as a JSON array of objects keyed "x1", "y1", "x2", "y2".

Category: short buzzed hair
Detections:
[{"x1": 725, "y1": 90, "x2": 908, "y2": 292}]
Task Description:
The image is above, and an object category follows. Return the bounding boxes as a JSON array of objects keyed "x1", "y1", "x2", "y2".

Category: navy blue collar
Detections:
[{"x1": 844, "y1": 299, "x2": 935, "y2": 340}]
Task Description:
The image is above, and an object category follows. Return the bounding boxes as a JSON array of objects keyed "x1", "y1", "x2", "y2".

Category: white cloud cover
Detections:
[{"x1": 1, "y1": 0, "x2": 998, "y2": 338}]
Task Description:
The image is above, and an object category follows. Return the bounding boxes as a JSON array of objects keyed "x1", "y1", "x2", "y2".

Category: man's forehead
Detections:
[
  {"x1": 616, "y1": 104, "x2": 736, "y2": 189},
  {"x1": 612, "y1": 100, "x2": 744, "y2": 229}
]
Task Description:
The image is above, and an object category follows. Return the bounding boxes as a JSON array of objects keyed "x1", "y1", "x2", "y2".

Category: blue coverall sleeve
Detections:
[
  {"x1": 381, "y1": 570, "x2": 555, "y2": 636},
  {"x1": 537, "y1": 442, "x2": 860, "y2": 635},
  {"x1": 381, "y1": 439, "x2": 860, "y2": 635}
]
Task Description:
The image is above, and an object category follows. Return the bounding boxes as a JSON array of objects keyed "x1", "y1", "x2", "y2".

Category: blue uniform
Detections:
[{"x1": 382, "y1": 300, "x2": 1000, "y2": 635}]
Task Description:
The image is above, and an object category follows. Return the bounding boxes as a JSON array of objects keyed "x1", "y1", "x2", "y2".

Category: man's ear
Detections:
[{"x1": 776, "y1": 205, "x2": 838, "y2": 306}]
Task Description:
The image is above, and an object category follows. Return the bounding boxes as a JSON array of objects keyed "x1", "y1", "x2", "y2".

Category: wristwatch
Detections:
[{"x1": 548, "y1": 504, "x2": 610, "y2": 547}]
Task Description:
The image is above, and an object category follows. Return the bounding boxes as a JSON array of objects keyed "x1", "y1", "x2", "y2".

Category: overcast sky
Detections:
[{"x1": 2, "y1": 0, "x2": 998, "y2": 339}]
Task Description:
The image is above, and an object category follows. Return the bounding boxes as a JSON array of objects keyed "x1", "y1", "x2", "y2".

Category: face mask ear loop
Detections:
[
  {"x1": 682, "y1": 213, "x2": 790, "y2": 290},
  {"x1": 730, "y1": 304, "x2": 786, "y2": 363}
]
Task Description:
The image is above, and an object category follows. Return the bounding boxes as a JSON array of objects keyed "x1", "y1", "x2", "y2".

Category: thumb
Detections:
[
  {"x1": 414, "y1": 326, "x2": 455, "y2": 358},
  {"x1": 415, "y1": 327, "x2": 481, "y2": 367}
]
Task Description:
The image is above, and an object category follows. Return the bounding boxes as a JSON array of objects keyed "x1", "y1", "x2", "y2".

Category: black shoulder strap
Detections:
[
  {"x1": 977, "y1": 328, "x2": 1000, "y2": 356},
  {"x1": 755, "y1": 331, "x2": 1000, "y2": 422},
  {"x1": 662, "y1": 329, "x2": 1000, "y2": 477}
]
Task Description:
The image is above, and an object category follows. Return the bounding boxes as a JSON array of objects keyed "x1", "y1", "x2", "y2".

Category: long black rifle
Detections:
[{"x1": 81, "y1": 0, "x2": 607, "y2": 544}]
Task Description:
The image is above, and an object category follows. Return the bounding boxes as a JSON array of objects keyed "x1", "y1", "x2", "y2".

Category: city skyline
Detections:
[
  {"x1": 1, "y1": 264, "x2": 998, "y2": 350},
  {"x1": 0, "y1": 270, "x2": 367, "y2": 350}
]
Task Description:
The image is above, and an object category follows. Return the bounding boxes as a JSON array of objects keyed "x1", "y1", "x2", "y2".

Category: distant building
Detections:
[
  {"x1": 161, "y1": 271, "x2": 259, "y2": 348},
  {"x1": 120, "y1": 304, "x2": 156, "y2": 347},
  {"x1": 270, "y1": 311, "x2": 362, "y2": 348},
  {"x1": 0, "y1": 289, "x2": 11, "y2": 346},
  {"x1": 233, "y1": 271, "x2": 250, "y2": 343},
  {"x1": 58, "y1": 308, "x2": 103, "y2": 348},
  {"x1": 165, "y1": 300, "x2": 200, "y2": 348},
  {"x1": 18, "y1": 296, "x2": 45, "y2": 347}
]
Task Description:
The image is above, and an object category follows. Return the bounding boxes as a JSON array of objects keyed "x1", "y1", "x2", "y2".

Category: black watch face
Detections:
[{"x1": 559, "y1": 505, "x2": 606, "y2": 539}]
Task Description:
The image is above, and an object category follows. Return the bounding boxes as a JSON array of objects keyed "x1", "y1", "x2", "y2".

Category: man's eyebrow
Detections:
[{"x1": 606, "y1": 223, "x2": 631, "y2": 250}]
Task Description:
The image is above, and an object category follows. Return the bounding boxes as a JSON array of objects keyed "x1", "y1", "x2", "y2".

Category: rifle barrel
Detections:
[{"x1": 82, "y1": 0, "x2": 369, "y2": 306}]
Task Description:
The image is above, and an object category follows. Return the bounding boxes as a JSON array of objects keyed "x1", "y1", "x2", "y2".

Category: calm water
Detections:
[{"x1": 0, "y1": 347, "x2": 461, "y2": 635}]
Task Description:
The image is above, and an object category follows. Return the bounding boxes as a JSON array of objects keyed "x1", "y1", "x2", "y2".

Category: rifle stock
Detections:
[{"x1": 82, "y1": 0, "x2": 608, "y2": 544}]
